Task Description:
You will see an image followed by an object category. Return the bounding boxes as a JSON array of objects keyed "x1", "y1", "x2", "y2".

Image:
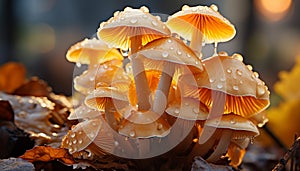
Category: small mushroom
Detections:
[
  {"x1": 67, "y1": 104, "x2": 102, "y2": 120},
  {"x1": 166, "y1": 97, "x2": 208, "y2": 120},
  {"x1": 137, "y1": 37, "x2": 203, "y2": 115},
  {"x1": 74, "y1": 59, "x2": 124, "y2": 94},
  {"x1": 98, "y1": 6, "x2": 171, "y2": 111},
  {"x1": 66, "y1": 38, "x2": 123, "y2": 66},
  {"x1": 201, "y1": 114, "x2": 259, "y2": 163},
  {"x1": 166, "y1": 4, "x2": 236, "y2": 56},
  {"x1": 118, "y1": 108, "x2": 170, "y2": 138},
  {"x1": 61, "y1": 118, "x2": 114, "y2": 156}
]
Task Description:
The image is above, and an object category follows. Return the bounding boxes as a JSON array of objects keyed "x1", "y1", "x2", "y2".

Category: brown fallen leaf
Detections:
[
  {"x1": 13, "y1": 77, "x2": 52, "y2": 97},
  {"x1": 19, "y1": 146, "x2": 75, "y2": 165},
  {"x1": 0, "y1": 100, "x2": 14, "y2": 122},
  {"x1": 0, "y1": 62, "x2": 26, "y2": 93}
]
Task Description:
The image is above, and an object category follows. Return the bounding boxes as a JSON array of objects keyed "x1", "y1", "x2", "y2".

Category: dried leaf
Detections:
[
  {"x1": 13, "y1": 77, "x2": 52, "y2": 97},
  {"x1": 0, "y1": 100, "x2": 14, "y2": 122},
  {"x1": 19, "y1": 146, "x2": 75, "y2": 165},
  {"x1": 0, "y1": 62, "x2": 26, "y2": 93}
]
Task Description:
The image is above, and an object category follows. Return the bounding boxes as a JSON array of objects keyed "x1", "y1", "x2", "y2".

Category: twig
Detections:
[{"x1": 272, "y1": 136, "x2": 300, "y2": 171}]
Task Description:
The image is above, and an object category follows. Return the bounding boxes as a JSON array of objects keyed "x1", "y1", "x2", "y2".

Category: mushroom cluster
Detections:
[{"x1": 62, "y1": 5, "x2": 270, "y2": 168}]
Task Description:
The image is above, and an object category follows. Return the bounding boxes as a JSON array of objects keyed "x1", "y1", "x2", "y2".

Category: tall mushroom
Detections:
[
  {"x1": 97, "y1": 6, "x2": 171, "y2": 111},
  {"x1": 166, "y1": 4, "x2": 236, "y2": 56},
  {"x1": 137, "y1": 37, "x2": 203, "y2": 115}
]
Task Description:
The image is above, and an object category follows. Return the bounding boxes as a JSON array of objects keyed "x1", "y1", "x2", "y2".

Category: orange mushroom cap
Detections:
[
  {"x1": 66, "y1": 38, "x2": 123, "y2": 65},
  {"x1": 181, "y1": 55, "x2": 270, "y2": 118},
  {"x1": 137, "y1": 37, "x2": 203, "y2": 72},
  {"x1": 97, "y1": 6, "x2": 171, "y2": 50},
  {"x1": 166, "y1": 4, "x2": 236, "y2": 44}
]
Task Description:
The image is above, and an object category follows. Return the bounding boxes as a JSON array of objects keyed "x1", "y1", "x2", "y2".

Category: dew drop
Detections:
[
  {"x1": 129, "y1": 131, "x2": 135, "y2": 137},
  {"x1": 184, "y1": 102, "x2": 189, "y2": 106},
  {"x1": 247, "y1": 65, "x2": 253, "y2": 71},
  {"x1": 162, "y1": 51, "x2": 169, "y2": 58},
  {"x1": 220, "y1": 78, "x2": 226, "y2": 82},
  {"x1": 124, "y1": 7, "x2": 133, "y2": 11},
  {"x1": 68, "y1": 141, "x2": 72, "y2": 146},
  {"x1": 113, "y1": 11, "x2": 120, "y2": 17},
  {"x1": 71, "y1": 132, "x2": 76, "y2": 138},
  {"x1": 210, "y1": 4, "x2": 218, "y2": 11},
  {"x1": 187, "y1": 54, "x2": 191, "y2": 58},
  {"x1": 176, "y1": 50, "x2": 182, "y2": 55},
  {"x1": 240, "y1": 80, "x2": 243, "y2": 84},
  {"x1": 232, "y1": 53, "x2": 243, "y2": 61},
  {"x1": 256, "y1": 85, "x2": 266, "y2": 96},
  {"x1": 226, "y1": 68, "x2": 232, "y2": 74},
  {"x1": 89, "y1": 133, "x2": 95, "y2": 138},
  {"x1": 174, "y1": 108, "x2": 180, "y2": 114},
  {"x1": 92, "y1": 122, "x2": 97, "y2": 126},
  {"x1": 157, "y1": 123, "x2": 163, "y2": 130},
  {"x1": 230, "y1": 119, "x2": 236, "y2": 124},
  {"x1": 217, "y1": 84, "x2": 223, "y2": 89},
  {"x1": 218, "y1": 51, "x2": 228, "y2": 56},
  {"x1": 76, "y1": 62, "x2": 81, "y2": 68},
  {"x1": 103, "y1": 64, "x2": 108, "y2": 69},
  {"x1": 236, "y1": 69, "x2": 242, "y2": 76},
  {"x1": 193, "y1": 107, "x2": 199, "y2": 114},
  {"x1": 130, "y1": 18, "x2": 138, "y2": 24},
  {"x1": 209, "y1": 78, "x2": 215, "y2": 83},
  {"x1": 140, "y1": 6, "x2": 149, "y2": 13},
  {"x1": 182, "y1": 5, "x2": 190, "y2": 11},
  {"x1": 170, "y1": 47, "x2": 174, "y2": 50},
  {"x1": 253, "y1": 72, "x2": 259, "y2": 78},
  {"x1": 89, "y1": 77, "x2": 95, "y2": 82},
  {"x1": 114, "y1": 141, "x2": 119, "y2": 146},
  {"x1": 151, "y1": 20, "x2": 158, "y2": 26},
  {"x1": 78, "y1": 139, "x2": 83, "y2": 144},
  {"x1": 73, "y1": 139, "x2": 77, "y2": 144},
  {"x1": 69, "y1": 148, "x2": 73, "y2": 153},
  {"x1": 167, "y1": 39, "x2": 172, "y2": 43},
  {"x1": 156, "y1": 16, "x2": 161, "y2": 21},
  {"x1": 233, "y1": 85, "x2": 239, "y2": 91},
  {"x1": 191, "y1": 7, "x2": 197, "y2": 12}
]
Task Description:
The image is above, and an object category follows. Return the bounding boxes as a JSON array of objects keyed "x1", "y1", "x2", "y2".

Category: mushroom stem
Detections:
[
  {"x1": 199, "y1": 91, "x2": 226, "y2": 144},
  {"x1": 190, "y1": 28, "x2": 203, "y2": 58},
  {"x1": 130, "y1": 36, "x2": 151, "y2": 111},
  {"x1": 152, "y1": 63, "x2": 175, "y2": 115},
  {"x1": 105, "y1": 99, "x2": 118, "y2": 130},
  {"x1": 206, "y1": 129, "x2": 232, "y2": 162}
]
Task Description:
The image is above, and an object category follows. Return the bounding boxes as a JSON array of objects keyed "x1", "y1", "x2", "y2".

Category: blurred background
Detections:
[
  {"x1": 0, "y1": 0, "x2": 298, "y2": 96},
  {"x1": 0, "y1": 0, "x2": 299, "y2": 159}
]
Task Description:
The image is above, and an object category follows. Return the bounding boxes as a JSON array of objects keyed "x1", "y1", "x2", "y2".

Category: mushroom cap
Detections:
[
  {"x1": 205, "y1": 114, "x2": 260, "y2": 139},
  {"x1": 67, "y1": 104, "x2": 103, "y2": 120},
  {"x1": 61, "y1": 118, "x2": 102, "y2": 154},
  {"x1": 166, "y1": 97, "x2": 209, "y2": 120},
  {"x1": 97, "y1": 6, "x2": 171, "y2": 50},
  {"x1": 137, "y1": 37, "x2": 203, "y2": 72},
  {"x1": 66, "y1": 38, "x2": 123, "y2": 64},
  {"x1": 74, "y1": 59, "x2": 126, "y2": 94},
  {"x1": 118, "y1": 108, "x2": 170, "y2": 138},
  {"x1": 166, "y1": 4, "x2": 236, "y2": 43},
  {"x1": 85, "y1": 87, "x2": 129, "y2": 111},
  {"x1": 181, "y1": 55, "x2": 270, "y2": 117}
]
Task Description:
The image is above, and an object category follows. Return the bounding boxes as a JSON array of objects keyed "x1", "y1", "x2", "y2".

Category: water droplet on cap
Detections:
[
  {"x1": 151, "y1": 20, "x2": 158, "y2": 26},
  {"x1": 209, "y1": 78, "x2": 215, "y2": 83},
  {"x1": 174, "y1": 108, "x2": 180, "y2": 114},
  {"x1": 162, "y1": 51, "x2": 169, "y2": 58},
  {"x1": 217, "y1": 84, "x2": 223, "y2": 89},
  {"x1": 233, "y1": 85, "x2": 239, "y2": 91},
  {"x1": 219, "y1": 51, "x2": 228, "y2": 56},
  {"x1": 236, "y1": 69, "x2": 242, "y2": 76},
  {"x1": 232, "y1": 53, "x2": 243, "y2": 61},
  {"x1": 73, "y1": 139, "x2": 77, "y2": 144},
  {"x1": 193, "y1": 107, "x2": 199, "y2": 114},
  {"x1": 130, "y1": 18, "x2": 137, "y2": 24},
  {"x1": 78, "y1": 139, "x2": 83, "y2": 144},
  {"x1": 129, "y1": 130, "x2": 135, "y2": 137},
  {"x1": 257, "y1": 85, "x2": 266, "y2": 96},
  {"x1": 113, "y1": 11, "x2": 120, "y2": 17},
  {"x1": 227, "y1": 69, "x2": 232, "y2": 73},
  {"x1": 230, "y1": 119, "x2": 236, "y2": 124},
  {"x1": 71, "y1": 132, "x2": 76, "y2": 138},
  {"x1": 140, "y1": 6, "x2": 149, "y2": 13},
  {"x1": 210, "y1": 4, "x2": 218, "y2": 11},
  {"x1": 176, "y1": 50, "x2": 182, "y2": 55},
  {"x1": 157, "y1": 123, "x2": 163, "y2": 130},
  {"x1": 247, "y1": 65, "x2": 253, "y2": 71},
  {"x1": 182, "y1": 5, "x2": 190, "y2": 11}
]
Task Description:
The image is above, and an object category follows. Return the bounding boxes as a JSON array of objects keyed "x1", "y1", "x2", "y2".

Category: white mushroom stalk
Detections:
[
  {"x1": 130, "y1": 36, "x2": 151, "y2": 111},
  {"x1": 206, "y1": 129, "x2": 232, "y2": 162},
  {"x1": 152, "y1": 64, "x2": 175, "y2": 115},
  {"x1": 199, "y1": 91, "x2": 226, "y2": 144},
  {"x1": 190, "y1": 27, "x2": 203, "y2": 57}
]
